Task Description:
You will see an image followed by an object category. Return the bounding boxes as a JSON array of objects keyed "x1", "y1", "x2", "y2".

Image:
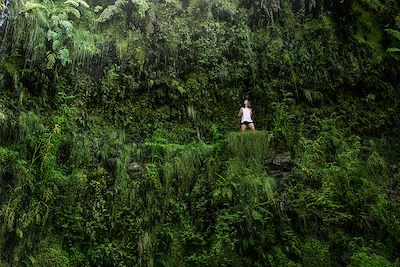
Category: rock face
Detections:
[
  {"x1": 272, "y1": 151, "x2": 291, "y2": 166},
  {"x1": 128, "y1": 162, "x2": 142, "y2": 173},
  {"x1": 267, "y1": 151, "x2": 293, "y2": 172},
  {"x1": 105, "y1": 157, "x2": 118, "y2": 173},
  {"x1": 266, "y1": 135, "x2": 294, "y2": 172}
]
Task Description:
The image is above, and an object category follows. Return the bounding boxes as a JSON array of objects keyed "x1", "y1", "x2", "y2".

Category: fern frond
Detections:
[
  {"x1": 96, "y1": 0, "x2": 127, "y2": 23},
  {"x1": 145, "y1": 21, "x2": 154, "y2": 36},
  {"x1": 132, "y1": 0, "x2": 149, "y2": 17},
  {"x1": 115, "y1": 0, "x2": 129, "y2": 7},
  {"x1": 20, "y1": 1, "x2": 47, "y2": 14},
  {"x1": 97, "y1": 5, "x2": 121, "y2": 22},
  {"x1": 94, "y1": 5, "x2": 103, "y2": 13},
  {"x1": 385, "y1": 29, "x2": 400, "y2": 41},
  {"x1": 359, "y1": 0, "x2": 383, "y2": 11},
  {"x1": 387, "y1": 47, "x2": 400, "y2": 53},
  {"x1": 65, "y1": 6, "x2": 80, "y2": 18},
  {"x1": 303, "y1": 89, "x2": 313, "y2": 103},
  {"x1": 64, "y1": 0, "x2": 89, "y2": 8},
  {"x1": 64, "y1": 0, "x2": 78, "y2": 7},
  {"x1": 46, "y1": 53, "x2": 56, "y2": 69},
  {"x1": 59, "y1": 20, "x2": 73, "y2": 36}
]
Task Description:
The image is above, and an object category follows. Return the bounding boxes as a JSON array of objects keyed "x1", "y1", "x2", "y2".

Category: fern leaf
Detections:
[
  {"x1": 77, "y1": 0, "x2": 89, "y2": 8},
  {"x1": 132, "y1": 0, "x2": 149, "y2": 17},
  {"x1": 60, "y1": 20, "x2": 73, "y2": 35},
  {"x1": 97, "y1": 5, "x2": 121, "y2": 22},
  {"x1": 360, "y1": 0, "x2": 383, "y2": 11},
  {"x1": 64, "y1": 0, "x2": 89, "y2": 8},
  {"x1": 387, "y1": 47, "x2": 400, "y2": 53},
  {"x1": 46, "y1": 53, "x2": 56, "y2": 69},
  {"x1": 303, "y1": 89, "x2": 313, "y2": 103},
  {"x1": 94, "y1": 5, "x2": 103, "y2": 13},
  {"x1": 66, "y1": 6, "x2": 81, "y2": 18},
  {"x1": 20, "y1": 1, "x2": 47, "y2": 14},
  {"x1": 115, "y1": 0, "x2": 129, "y2": 8},
  {"x1": 145, "y1": 21, "x2": 154, "y2": 36},
  {"x1": 385, "y1": 29, "x2": 400, "y2": 41},
  {"x1": 58, "y1": 48, "x2": 70, "y2": 66},
  {"x1": 64, "y1": 0, "x2": 78, "y2": 7},
  {"x1": 96, "y1": 0, "x2": 128, "y2": 23}
]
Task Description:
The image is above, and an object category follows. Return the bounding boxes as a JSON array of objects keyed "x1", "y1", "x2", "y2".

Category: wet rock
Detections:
[
  {"x1": 266, "y1": 151, "x2": 294, "y2": 172},
  {"x1": 266, "y1": 134, "x2": 294, "y2": 172},
  {"x1": 128, "y1": 162, "x2": 142, "y2": 173},
  {"x1": 105, "y1": 157, "x2": 118, "y2": 173},
  {"x1": 272, "y1": 151, "x2": 291, "y2": 166}
]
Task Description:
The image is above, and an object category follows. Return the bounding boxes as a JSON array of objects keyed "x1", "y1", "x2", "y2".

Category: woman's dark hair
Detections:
[{"x1": 243, "y1": 99, "x2": 251, "y2": 108}]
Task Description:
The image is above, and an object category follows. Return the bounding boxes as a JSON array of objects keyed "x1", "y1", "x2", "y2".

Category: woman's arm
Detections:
[{"x1": 238, "y1": 107, "x2": 243, "y2": 118}]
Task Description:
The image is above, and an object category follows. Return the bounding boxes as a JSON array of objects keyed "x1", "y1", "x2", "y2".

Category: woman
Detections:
[{"x1": 238, "y1": 99, "x2": 255, "y2": 132}]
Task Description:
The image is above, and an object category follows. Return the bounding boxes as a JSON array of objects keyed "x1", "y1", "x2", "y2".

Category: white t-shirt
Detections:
[{"x1": 241, "y1": 107, "x2": 252, "y2": 123}]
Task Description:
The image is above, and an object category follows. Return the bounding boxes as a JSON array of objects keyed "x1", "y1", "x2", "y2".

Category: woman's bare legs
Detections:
[
  {"x1": 249, "y1": 123, "x2": 256, "y2": 131},
  {"x1": 240, "y1": 124, "x2": 247, "y2": 132}
]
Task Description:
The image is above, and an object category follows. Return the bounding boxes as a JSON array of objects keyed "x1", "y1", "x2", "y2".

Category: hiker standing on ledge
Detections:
[{"x1": 238, "y1": 99, "x2": 255, "y2": 132}]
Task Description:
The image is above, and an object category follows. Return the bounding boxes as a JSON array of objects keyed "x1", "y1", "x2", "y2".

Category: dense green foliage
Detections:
[{"x1": 0, "y1": 0, "x2": 400, "y2": 266}]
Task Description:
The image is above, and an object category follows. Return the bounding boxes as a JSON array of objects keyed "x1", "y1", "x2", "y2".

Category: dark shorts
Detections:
[{"x1": 241, "y1": 121, "x2": 254, "y2": 126}]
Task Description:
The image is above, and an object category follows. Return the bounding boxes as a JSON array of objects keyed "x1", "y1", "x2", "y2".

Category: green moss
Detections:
[
  {"x1": 302, "y1": 237, "x2": 331, "y2": 267},
  {"x1": 352, "y1": 1, "x2": 383, "y2": 55}
]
